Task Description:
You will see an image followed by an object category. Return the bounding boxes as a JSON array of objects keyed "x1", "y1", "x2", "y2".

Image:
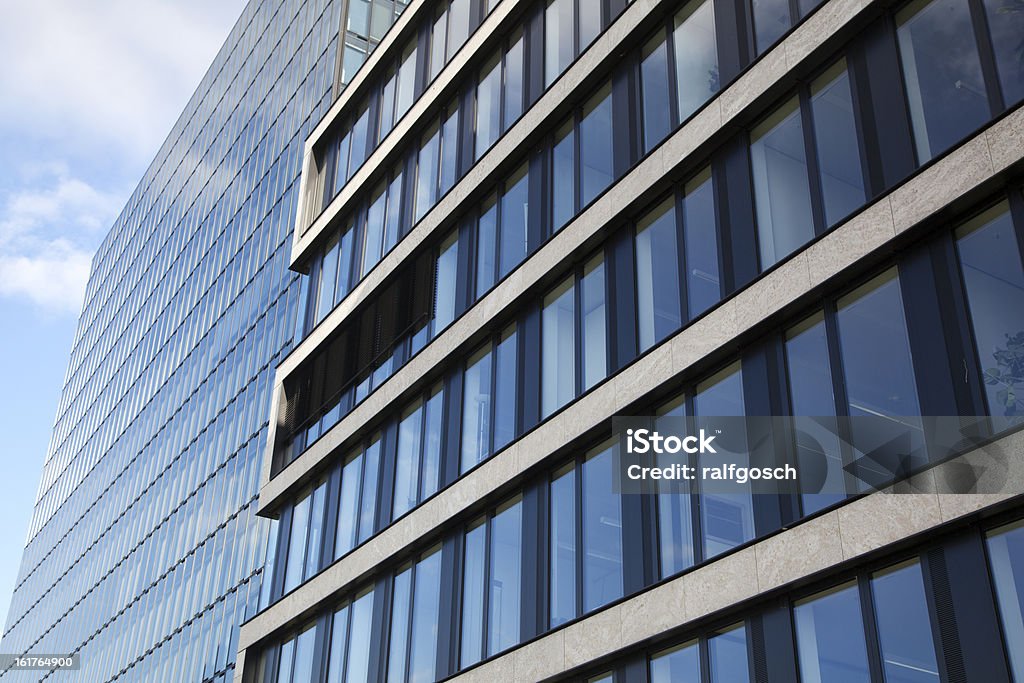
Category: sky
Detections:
[{"x1": 0, "y1": 1, "x2": 246, "y2": 638}]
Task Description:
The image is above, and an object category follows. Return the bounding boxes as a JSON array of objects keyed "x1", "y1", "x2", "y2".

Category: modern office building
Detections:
[
  {"x1": 237, "y1": 0, "x2": 1024, "y2": 681},
  {"x1": 6, "y1": 0, "x2": 1024, "y2": 682},
  {"x1": 0, "y1": 0, "x2": 408, "y2": 681}
]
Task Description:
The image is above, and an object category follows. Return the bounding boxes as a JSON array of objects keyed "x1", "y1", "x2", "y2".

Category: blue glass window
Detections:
[
  {"x1": 682, "y1": 169, "x2": 720, "y2": 316},
  {"x1": 984, "y1": 0, "x2": 1024, "y2": 107},
  {"x1": 695, "y1": 364, "x2": 753, "y2": 559},
  {"x1": 640, "y1": 33, "x2": 672, "y2": 153},
  {"x1": 785, "y1": 313, "x2": 844, "y2": 515},
  {"x1": 500, "y1": 165, "x2": 530, "y2": 279},
  {"x1": 636, "y1": 199, "x2": 681, "y2": 352},
  {"x1": 580, "y1": 85, "x2": 614, "y2": 207},
  {"x1": 709, "y1": 624, "x2": 749, "y2": 682},
  {"x1": 582, "y1": 441, "x2": 623, "y2": 612},
  {"x1": 897, "y1": 0, "x2": 989, "y2": 162},
  {"x1": 987, "y1": 521, "x2": 1024, "y2": 681},
  {"x1": 794, "y1": 583, "x2": 870, "y2": 683},
  {"x1": 461, "y1": 345, "x2": 493, "y2": 473},
  {"x1": 674, "y1": 0, "x2": 719, "y2": 123},
  {"x1": 542, "y1": 277, "x2": 576, "y2": 418},
  {"x1": 493, "y1": 325, "x2": 518, "y2": 451},
  {"x1": 810, "y1": 60, "x2": 865, "y2": 227},
  {"x1": 581, "y1": 255, "x2": 607, "y2": 391},
  {"x1": 552, "y1": 120, "x2": 575, "y2": 232},
  {"x1": 955, "y1": 204, "x2": 1024, "y2": 423},
  {"x1": 476, "y1": 53, "x2": 502, "y2": 159},
  {"x1": 434, "y1": 231, "x2": 459, "y2": 333},
  {"x1": 550, "y1": 463, "x2": 576, "y2": 627},
  {"x1": 871, "y1": 561, "x2": 940, "y2": 683},
  {"x1": 650, "y1": 640, "x2": 699, "y2": 683},
  {"x1": 751, "y1": 97, "x2": 815, "y2": 268}
]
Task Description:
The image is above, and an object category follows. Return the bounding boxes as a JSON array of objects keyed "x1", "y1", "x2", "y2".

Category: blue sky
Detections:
[{"x1": 0, "y1": 1, "x2": 245, "y2": 637}]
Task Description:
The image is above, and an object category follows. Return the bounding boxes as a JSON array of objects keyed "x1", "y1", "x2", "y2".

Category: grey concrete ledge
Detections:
[
  {"x1": 257, "y1": 9, "x2": 1021, "y2": 504},
  {"x1": 242, "y1": 106, "x2": 1024, "y2": 649},
  {"x1": 270, "y1": 0, "x2": 884, "y2": 460},
  {"x1": 238, "y1": 428, "x2": 1024, "y2": 673}
]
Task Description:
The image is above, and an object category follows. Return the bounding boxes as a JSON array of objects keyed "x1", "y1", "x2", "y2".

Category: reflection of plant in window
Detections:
[{"x1": 985, "y1": 331, "x2": 1024, "y2": 416}]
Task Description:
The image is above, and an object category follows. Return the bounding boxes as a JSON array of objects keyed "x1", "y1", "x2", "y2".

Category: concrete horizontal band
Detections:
[
  {"x1": 294, "y1": 0, "x2": 531, "y2": 259},
  {"x1": 240, "y1": 105, "x2": 1024, "y2": 653},
  {"x1": 257, "y1": 0, "x2": 1013, "y2": 507}
]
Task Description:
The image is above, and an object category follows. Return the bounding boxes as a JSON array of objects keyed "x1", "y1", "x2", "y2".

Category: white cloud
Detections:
[
  {"x1": 0, "y1": 1, "x2": 244, "y2": 317},
  {"x1": 0, "y1": 165, "x2": 124, "y2": 314},
  {"x1": 0, "y1": 245, "x2": 93, "y2": 315},
  {"x1": 0, "y1": 1, "x2": 245, "y2": 162}
]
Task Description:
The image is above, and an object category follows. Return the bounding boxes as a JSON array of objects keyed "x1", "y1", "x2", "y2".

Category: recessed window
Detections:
[
  {"x1": 461, "y1": 345, "x2": 493, "y2": 473},
  {"x1": 897, "y1": 0, "x2": 989, "y2": 163},
  {"x1": 387, "y1": 547, "x2": 442, "y2": 683},
  {"x1": 640, "y1": 33, "x2": 672, "y2": 153},
  {"x1": 984, "y1": 0, "x2": 1024, "y2": 107},
  {"x1": 751, "y1": 97, "x2": 815, "y2": 269},
  {"x1": 460, "y1": 498, "x2": 523, "y2": 666},
  {"x1": 650, "y1": 640, "x2": 699, "y2": 683},
  {"x1": 810, "y1": 60, "x2": 865, "y2": 227},
  {"x1": 955, "y1": 204, "x2": 1024, "y2": 424},
  {"x1": 785, "y1": 313, "x2": 844, "y2": 515},
  {"x1": 542, "y1": 277, "x2": 576, "y2": 418},
  {"x1": 682, "y1": 168, "x2": 720, "y2": 317},
  {"x1": 794, "y1": 582, "x2": 870, "y2": 682},
  {"x1": 871, "y1": 561, "x2": 940, "y2": 682},
  {"x1": 987, "y1": 521, "x2": 1024, "y2": 680},
  {"x1": 695, "y1": 364, "x2": 752, "y2": 559},
  {"x1": 674, "y1": 0, "x2": 719, "y2": 122},
  {"x1": 580, "y1": 84, "x2": 614, "y2": 207},
  {"x1": 636, "y1": 198, "x2": 682, "y2": 352}
]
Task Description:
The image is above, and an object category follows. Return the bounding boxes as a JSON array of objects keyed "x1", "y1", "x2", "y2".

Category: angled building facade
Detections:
[
  {"x1": 239, "y1": 0, "x2": 1024, "y2": 682},
  {"x1": 0, "y1": 0, "x2": 407, "y2": 681}
]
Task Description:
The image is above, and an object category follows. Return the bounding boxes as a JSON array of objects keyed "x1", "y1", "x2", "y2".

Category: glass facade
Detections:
[{"x1": 0, "y1": 0, "x2": 405, "y2": 681}]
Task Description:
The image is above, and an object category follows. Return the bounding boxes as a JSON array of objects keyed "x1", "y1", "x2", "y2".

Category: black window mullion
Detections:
[
  {"x1": 798, "y1": 88, "x2": 828, "y2": 238},
  {"x1": 488, "y1": 335, "x2": 499, "y2": 455},
  {"x1": 340, "y1": 602, "x2": 354, "y2": 682},
  {"x1": 697, "y1": 637, "x2": 712, "y2": 683},
  {"x1": 663, "y1": 17, "x2": 680, "y2": 129},
  {"x1": 442, "y1": 370, "x2": 464, "y2": 489},
  {"x1": 685, "y1": 395, "x2": 702, "y2": 566},
  {"x1": 311, "y1": 612, "x2": 331, "y2": 683},
  {"x1": 263, "y1": 641, "x2": 281, "y2": 683},
  {"x1": 522, "y1": 480, "x2": 546, "y2": 641},
  {"x1": 927, "y1": 233, "x2": 988, "y2": 417},
  {"x1": 321, "y1": 466, "x2": 342, "y2": 584},
  {"x1": 482, "y1": 515, "x2": 493, "y2": 662},
  {"x1": 787, "y1": 0, "x2": 800, "y2": 27},
  {"x1": 966, "y1": 0, "x2": 1006, "y2": 114},
  {"x1": 575, "y1": 457, "x2": 584, "y2": 620},
  {"x1": 438, "y1": 535, "x2": 461, "y2": 678},
  {"x1": 857, "y1": 575, "x2": 886, "y2": 683},
  {"x1": 574, "y1": 110, "x2": 582, "y2": 216},
  {"x1": 1008, "y1": 187, "x2": 1024, "y2": 285},
  {"x1": 822, "y1": 303, "x2": 858, "y2": 501},
  {"x1": 272, "y1": 505, "x2": 293, "y2": 601},
  {"x1": 675, "y1": 189, "x2": 690, "y2": 323},
  {"x1": 845, "y1": 41, "x2": 883, "y2": 199},
  {"x1": 574, "y1": 265, "x2": 584, "y2": 398}
]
